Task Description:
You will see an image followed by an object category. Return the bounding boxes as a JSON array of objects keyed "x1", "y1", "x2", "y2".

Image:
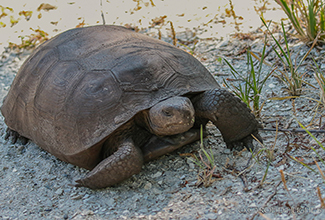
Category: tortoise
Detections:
[{"x1": 1, "y1": 25, "x2": 262, "y2": 189}]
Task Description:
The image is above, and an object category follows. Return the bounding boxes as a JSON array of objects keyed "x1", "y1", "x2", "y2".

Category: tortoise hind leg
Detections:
[
  {"x1": 75, "y1": 138, "x2": 143, "y2": 189},
  {"x1": 4, "y1": 127, "x2": 29, "y2": 145}
]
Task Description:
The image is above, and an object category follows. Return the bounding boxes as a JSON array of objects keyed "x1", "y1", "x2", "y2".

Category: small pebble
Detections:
[
  {"x1": 249, "y1": 203, "x2": 257, "y2": 207},
  {"x1": 144, "y1": 182, "x2": 152, "y2": 190},
  {"x1": 71, "y1": 194, "x2": 83, "y2": 200},
  {"x1": 55, "y1": 188, "x2": 63, "y2": 195},
  {"x1": 151, "y1": 171, "x2": 162, "y2": 178}
]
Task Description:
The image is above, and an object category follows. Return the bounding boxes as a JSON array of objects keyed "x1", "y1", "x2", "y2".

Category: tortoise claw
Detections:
[
  {"x1": 4, "y1": 127, "x2": 29, "y2": 145},
  {"x1": 4, "y1": 128, "x2": 10, "y2": 140},
  {"x1": 226, "y1": 131, "x2": 262, "y2": 151},
  {"x1": 253, "y1": 133, "x2": 263, "y2": 144}
]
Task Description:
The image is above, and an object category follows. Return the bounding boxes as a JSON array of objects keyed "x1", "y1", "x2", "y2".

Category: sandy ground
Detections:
[{"x1": 1, "y1": 1, "x2": 325, "y2": 220}]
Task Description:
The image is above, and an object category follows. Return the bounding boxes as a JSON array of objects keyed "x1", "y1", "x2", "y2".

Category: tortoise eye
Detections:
[{"x1": 162, "y1": 109, "x2": 172, "y2": 117}]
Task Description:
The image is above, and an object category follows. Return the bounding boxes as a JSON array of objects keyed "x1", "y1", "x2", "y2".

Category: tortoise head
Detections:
[{"x1": 148, "y1": 96, "x2": 195, "y2": 136}]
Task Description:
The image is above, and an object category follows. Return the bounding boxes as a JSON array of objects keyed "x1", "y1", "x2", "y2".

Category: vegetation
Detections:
[
  {"x1": 262, "y1": 19, "x2": 318, "y2": 96},
  {"x1": 223, "y1": 34, "x2": 274, "y2": 117},
  {"x1": 189, "y1": 125, "x2": 218, "y2": 187},
  {"x1": 313, "y1": 60, "x2": 325, "y2": 105},
  {"x1": 275, "y1": 0, "x2": 325, "y2": 45}
]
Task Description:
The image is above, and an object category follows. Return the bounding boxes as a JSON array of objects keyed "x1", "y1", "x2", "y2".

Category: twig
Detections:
[
  {"x1": 258, "y1": 212, "x2": 272, "y2": 220},
  {"x1": 317, "y1": 186, "x2": 325, "y2": 209},
  {"x1": 280, "y1": 170, "x2": 297, "y2": 220},
  {"x1": 250, "y1": 181, "x2": 281, "y2": 220},
  {"x1": 239, "y1": 173, "x2": 249, "y2": 192},
  {"x1": 314, "y1": 157, "x2": 325, "y2": 181},
  {"x1": 236, "y1": 161, "x2": 255, "y2": 178},
  {"x1": 261, "y1": 128, "x2": 325, "y2": 133},
  {"x1": 291, "y1": 99, "x2": 297, "y2": 116},
  {"x1": 169, "y1": 21, "x2": 177, "y2": 46},
  {"x1": 100, "y1": 0, "x2": 106, "y2": 25}
]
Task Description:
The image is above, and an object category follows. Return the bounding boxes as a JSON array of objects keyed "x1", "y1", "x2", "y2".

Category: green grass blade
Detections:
[
  {"x1": 281, "y1": 21, "x2": 293, "y2": 73},
  {"x1": 191, "y1": 155, "x2": 204, "y2": 169},
  {"x1": 321, "y1": 6, "x2": 325, "y2": 31},
  {"x1": 276, "y1": 0, "x2": 306, "y2": 38},
  {"x1": 258, "y1": 34, "x2": 268, "y2": 74},
  {"x1": 261, "y1": 160, "x2": 270, "y2": 184},
  {"x1": 210, "y1": 147, "x2": 215, "y2": 165},
  {"x1": 261, "y1": 18, "x2": 291, "y2": 67},
  {"x1": 306, "y1": 0, "x2": 316, "y2": 39},
  {"x1": 202, "y1": 148, "x2": 214, "y2": 167},
  {"x1": 297, "y1": 119, "x2": 325, "y2": 165},
  {"x1": 223, "y1": 58, "x2": 239, "y2": 77},
  {"x1": 289, "y1": 154, "x2": 317, "y2": 173}
]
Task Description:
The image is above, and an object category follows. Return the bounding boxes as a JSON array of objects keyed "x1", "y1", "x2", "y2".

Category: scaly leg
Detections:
[
  {"x1": 75, "y1": 138, "x2": 143, "y2": 189},
  {"x1": 192, "y1": 89, "x2": 262, "y2": 150}
]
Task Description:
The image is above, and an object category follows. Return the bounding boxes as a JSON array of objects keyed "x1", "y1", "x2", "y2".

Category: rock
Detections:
[
  {"x1": 152, "y1": 171, "x2": 162, "y2": 178},
  {"x1": 71, "y1": 194, "x2": 83, "y2": 200},
  {"x1": 144, "y1": 182, "x2": 152, "y2": 190},
  {"x1": 186, "y1": 158, "x2": 196, "y2": 169},
  {"x1": 55, "y1": 188, "x2": 63, "y2": 195}
]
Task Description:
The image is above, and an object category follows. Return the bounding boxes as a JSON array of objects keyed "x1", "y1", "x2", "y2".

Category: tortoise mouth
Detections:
[
  {"x1": 150, "y1": 122, "x2": 194, "y2": 136},
  {"x1": 149, "y1": 120, "x2": 194, "y2": 136}
]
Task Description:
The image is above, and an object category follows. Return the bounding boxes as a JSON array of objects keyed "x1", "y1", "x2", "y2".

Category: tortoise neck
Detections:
[{"x1": 134, "y1": 110, "x2": 155, "y2": 135}]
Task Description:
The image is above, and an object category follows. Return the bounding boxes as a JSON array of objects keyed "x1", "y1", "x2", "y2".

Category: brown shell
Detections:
[{"x1": 1, "y1": 25, "x2": 218, "y2": 167}]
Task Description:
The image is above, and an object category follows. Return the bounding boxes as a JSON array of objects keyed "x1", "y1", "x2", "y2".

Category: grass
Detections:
[
  {"x1": 313, "y1": 59, "x2": 325, "y2": 105},
  {"x1": 189, "y1": 125, "x2": 219, "y2": 187},
  {"x1": 275, "y1": 0, "x2": 325, "y2": 45},
  {"x1": 223, "y1": 34, "x2": 274, "y2": 117},
  {"x1": 249, "y1": 122, "x2": 279, "y2": 186},
  {"x1": 262, "y1": 19, "x2": 318, "y2": 96},
  {"x1": 287, "y1": 119, "x2": 325, "y2": 184},
  {"x1": 288, "y1": 120, "x2": 325, "y2": 207}
]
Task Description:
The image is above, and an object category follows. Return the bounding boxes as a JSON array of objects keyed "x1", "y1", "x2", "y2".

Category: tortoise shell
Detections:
[{"x1": 1, "y1": 25, "x2": 218, "y2": 167}]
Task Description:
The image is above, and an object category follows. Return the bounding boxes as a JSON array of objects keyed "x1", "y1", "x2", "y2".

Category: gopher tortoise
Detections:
[{"x1": 1, "y1": 25, "x2": 262, "y2": 189}]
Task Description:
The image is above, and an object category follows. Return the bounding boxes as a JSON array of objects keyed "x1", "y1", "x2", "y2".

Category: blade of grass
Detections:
[
  {"x1": 288, "y1": 154, "x2": 317, "y2": 173},
  {"x1": 261, "y1": 18, "x2": 290, "y2": 66},
  {"x1": 297, "y1": 120, "x2": 325, "y2": 165},
  {"x1": 308, "y1": 0, "x2": 317, "y2": 39}
]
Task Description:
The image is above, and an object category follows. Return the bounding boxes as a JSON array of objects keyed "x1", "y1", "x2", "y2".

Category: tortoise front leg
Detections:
[
  {"x1": 75, "y1": 138, "x2": 143, "y2": 189},
  {"x1": 192, "y1": 89, "x2": 262, "y2": 150}
]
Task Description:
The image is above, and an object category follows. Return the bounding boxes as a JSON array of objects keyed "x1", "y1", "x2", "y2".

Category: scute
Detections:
[{"x1": 1, "y1": 25, "x2": 219, "y2": 168}]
